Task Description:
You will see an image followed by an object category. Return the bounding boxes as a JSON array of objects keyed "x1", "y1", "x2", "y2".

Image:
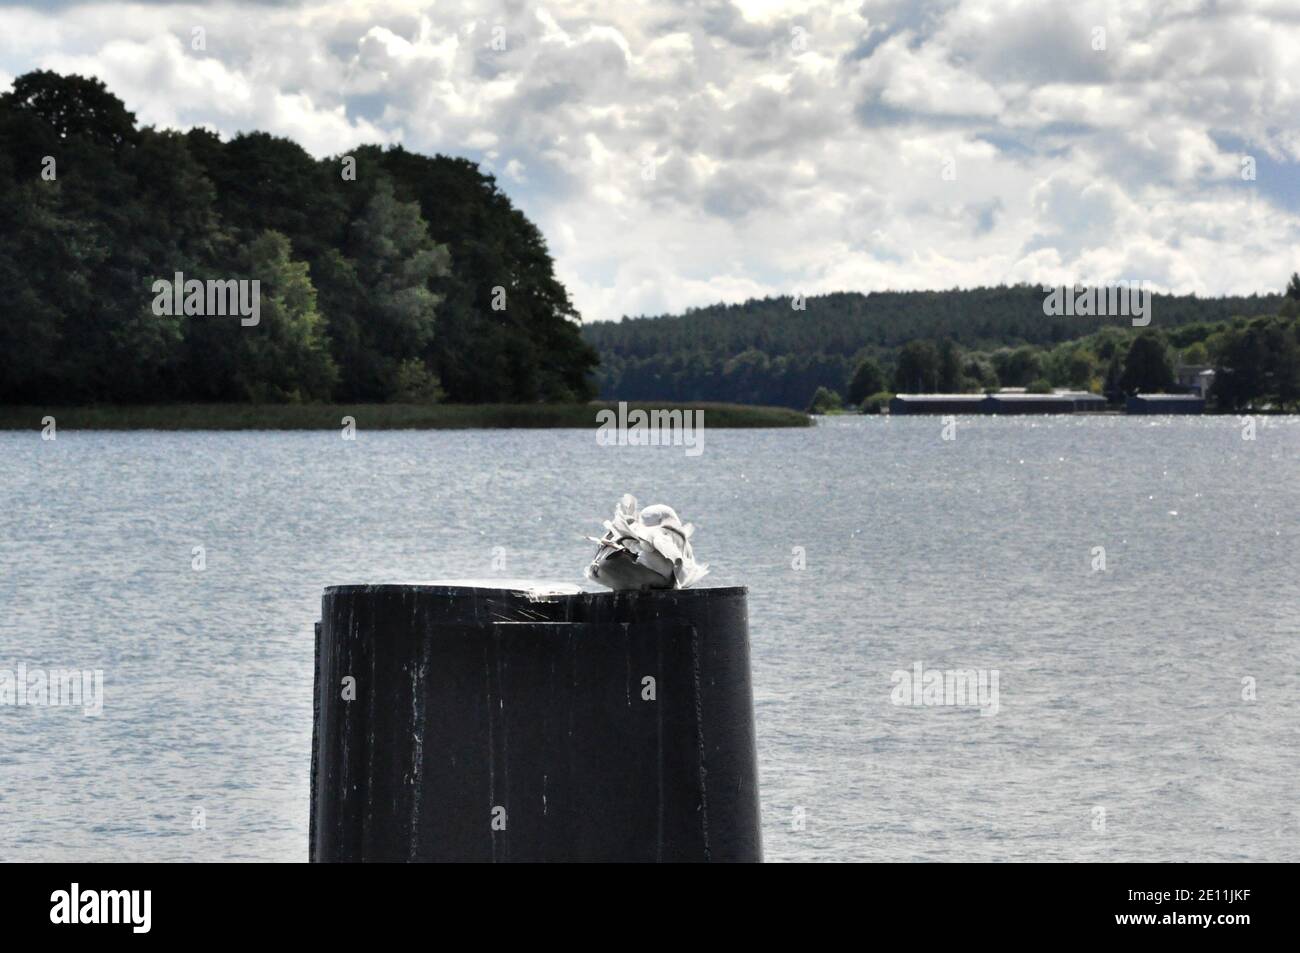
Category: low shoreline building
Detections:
[
  {"x1": 985, "y1": 393, "x2": 1076, "y2": 414},
  {"x1": 888, "y1": 389, "x2": 1205, "y2": 415},
  {"x1": 1125, "y1": 394, "x2": 1205, "y2": 414},
  {"x1": 888, "y1": 394, "x2": 989, "y2": 415},
  {"x1": 889, "y1": 390, "x2": 1109, "y2": 415},
  {"x1": 1055, "y1": 391, "x2": 1110, "y2": 412},
  {"x1": 1174, "y1": 364, "x2": 1216, "y2": 398}
]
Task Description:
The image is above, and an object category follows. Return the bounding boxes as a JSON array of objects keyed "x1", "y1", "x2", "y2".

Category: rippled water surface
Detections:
[{"x1": 2, "y1": 416, "x2": 1297, "y2": 861}]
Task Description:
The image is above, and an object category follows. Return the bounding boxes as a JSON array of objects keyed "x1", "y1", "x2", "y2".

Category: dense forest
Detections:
[
  {"x1": 0, "y1": 71, "x2": 597, "y2": 405},
  {"x1": 583, "y1": 284, "x2": 1298, "y2": 411},
  {"x1": 4, "y1": 71, "x2": 1295, "y2": 415}
]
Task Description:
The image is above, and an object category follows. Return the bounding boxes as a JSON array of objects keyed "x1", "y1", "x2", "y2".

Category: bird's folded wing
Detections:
[{"x1": 644, "y1": 527, "x2": 686, "y2": 563}]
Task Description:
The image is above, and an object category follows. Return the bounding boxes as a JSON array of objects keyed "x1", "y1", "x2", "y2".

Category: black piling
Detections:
[{"x1": 309, "y1": 584, "x2": 762, "y2": 862}]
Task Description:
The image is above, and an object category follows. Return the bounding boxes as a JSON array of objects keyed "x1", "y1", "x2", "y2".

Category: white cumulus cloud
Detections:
[{"x1": 1, "y1": 0, "x2": 1297, "y2": 319}]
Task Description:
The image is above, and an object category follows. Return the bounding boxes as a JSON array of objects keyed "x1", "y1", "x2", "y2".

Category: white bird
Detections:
[{"x1": 586, "y1": 494, "x2": 709, "y2": 590}]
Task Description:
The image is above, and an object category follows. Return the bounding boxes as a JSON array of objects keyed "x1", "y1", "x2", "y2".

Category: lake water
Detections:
[{"x1": 2, "y1": 415, "x2": 1297, "y2": 862}]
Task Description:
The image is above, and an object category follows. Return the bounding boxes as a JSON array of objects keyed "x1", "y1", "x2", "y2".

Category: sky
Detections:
[{"x1": 1, "y1": 0, "x2": 1298, "y2": 321}]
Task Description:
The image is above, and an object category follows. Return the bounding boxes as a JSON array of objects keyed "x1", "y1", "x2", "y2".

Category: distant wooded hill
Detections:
[{"x1": 582, "y1": 287, "x2": 1284, "y2": 409}]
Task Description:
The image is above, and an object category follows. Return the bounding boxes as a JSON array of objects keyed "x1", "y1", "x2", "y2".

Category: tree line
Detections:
[
  {"x1": 585, "y1": 284, "x2": 1296, "y2": 411},
  {"x1": 5, "y1": 71, "x2": 1293, "y2": 414},
  {"x1": 0, "y1": 71, "x2": 597, "y2": 405}
]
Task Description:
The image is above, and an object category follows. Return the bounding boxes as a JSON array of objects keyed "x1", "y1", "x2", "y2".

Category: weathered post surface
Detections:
[{"x1": 310, "y1": 583, "x2": 761, "y2": 862}]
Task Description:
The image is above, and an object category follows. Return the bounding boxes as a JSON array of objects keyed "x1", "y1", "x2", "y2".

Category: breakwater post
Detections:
[{"x1": 309, "y1": 583, "x2": 762, "y2": 862}]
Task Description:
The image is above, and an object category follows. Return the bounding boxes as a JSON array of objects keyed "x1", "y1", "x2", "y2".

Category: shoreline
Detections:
[{"x1": 0, "y1": 401, "x2": 811, "y2": 431}]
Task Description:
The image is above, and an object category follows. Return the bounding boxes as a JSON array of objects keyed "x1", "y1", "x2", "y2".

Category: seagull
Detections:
[{"x1": 586, "y1": 494, "x2": 709, "y2": 591}]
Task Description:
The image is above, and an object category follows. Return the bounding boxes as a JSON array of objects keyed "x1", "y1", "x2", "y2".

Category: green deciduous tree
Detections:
[
  {"x1": 370, "y1": 146, "x2": 598, "y2": 402},
  {"x1": 237, "y1": 231, "x2": 338, "y2": 401},
  {"x1": 937, "y1": 338, "x2": 966, "y2": 391},
  {"x1": 806, "y1": 386, "x2": 842, "y2": 414},
  {"x1": 894, "y1": 340, "x2": 941, "y2": 392},
  {"x1": 3, "y1": 70, "x2": 138, "y2": 149},
  {"x1": 991, "y1": 346, "x2": 1043, "y2": 388},
  {"x1": 339, "y1": 177, "x2": 449, "y2": 400},
  {"x1": 846, "y1": 356, "x2": 885, "y2": 404},
  {"x1": 1119, "y1": 331, "x2": 1175, "y2": 395}
]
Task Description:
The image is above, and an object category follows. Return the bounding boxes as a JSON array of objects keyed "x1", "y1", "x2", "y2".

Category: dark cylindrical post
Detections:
[{"x1": 310, "y1": 584, "x2": 762, "y2": 862}]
